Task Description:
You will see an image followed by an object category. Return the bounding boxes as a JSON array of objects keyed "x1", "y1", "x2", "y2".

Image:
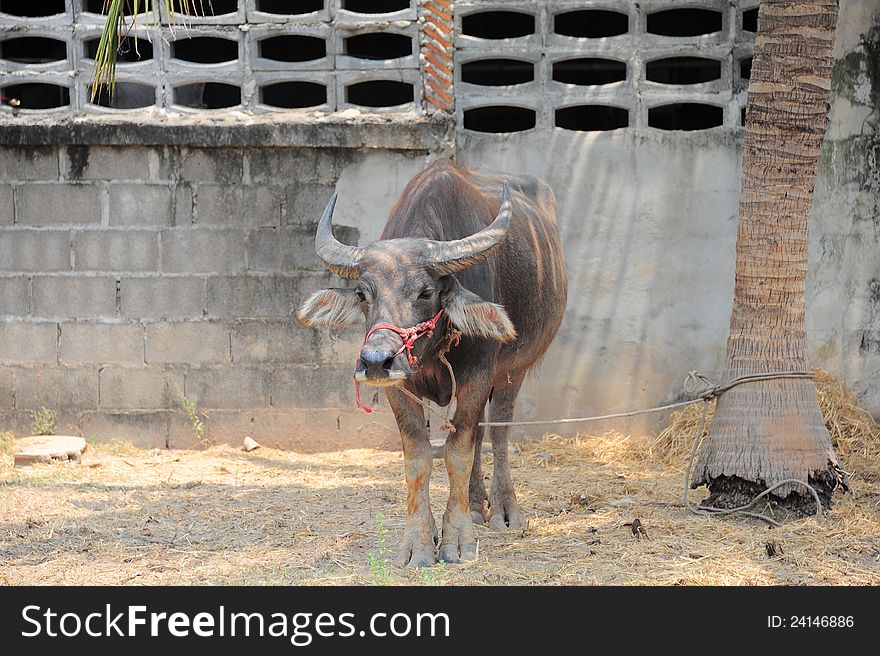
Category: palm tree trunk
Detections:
[{"x1": 691, "y1": 0, "x2": 847, "y2": 514}]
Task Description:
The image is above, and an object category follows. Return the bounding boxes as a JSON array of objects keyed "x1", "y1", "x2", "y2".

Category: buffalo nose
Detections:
[{"x1": 358, "y1": 350, "x2": 397, "y2": 378}]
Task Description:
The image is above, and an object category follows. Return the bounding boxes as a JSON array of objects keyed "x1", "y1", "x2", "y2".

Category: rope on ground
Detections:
[
  {"x1": 477, "y1": 370, "x2": 817, "y2": 427},
  {"x1": 398, "y1": 362, "x2": 824, "y2": 525},
  {"x1": 468, "y1": 368, "x2": 821, "y2": 526}
]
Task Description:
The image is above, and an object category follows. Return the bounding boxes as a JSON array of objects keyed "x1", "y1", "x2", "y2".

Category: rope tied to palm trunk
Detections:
[{"x1": 679, "y1": 370, "x2": 825, "y2": 527}]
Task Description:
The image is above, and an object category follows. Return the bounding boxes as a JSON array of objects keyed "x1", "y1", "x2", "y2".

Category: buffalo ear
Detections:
[
  {"x1": 443, "y1": 283, "x2": 516, "y2": 342},
  {"x1": 298, "y1": 288, "x2": 362, "y2": 328}
]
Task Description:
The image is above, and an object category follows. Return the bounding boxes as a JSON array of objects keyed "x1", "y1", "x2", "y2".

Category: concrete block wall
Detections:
[
  {"x1": 0, "y1": 1, "x2": 423, "y2": 114},
  {"x1": 0, "y1": 138, "x2": 434, "y2": 449},
  {"x1": 454, "y1": 0, "x2": 759, "y2": 132}
]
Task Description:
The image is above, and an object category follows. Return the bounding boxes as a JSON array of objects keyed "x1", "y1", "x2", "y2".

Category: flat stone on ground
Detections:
[{"x1": 13, "y1": 435, "x2": 87, "y2": 467}]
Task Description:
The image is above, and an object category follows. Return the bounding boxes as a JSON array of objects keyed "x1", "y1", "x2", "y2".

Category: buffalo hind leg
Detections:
[
  {"x1": 387, "y1": 387, "x2": 437, "y2": 568},
  {"x1": 441, "y1": 380, "x2": 490, "y2": 563},
  {"x1": 488, "y1": 373, "x2": 526, "y2": 530},
  {"x1": 468, "y1": 421, "x2": 488, "y2": 525}
]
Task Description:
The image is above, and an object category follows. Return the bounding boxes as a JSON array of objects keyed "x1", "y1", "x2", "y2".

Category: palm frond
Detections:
[{"x1": 91, "y1": 0, "x2": 206, "y2": 103}]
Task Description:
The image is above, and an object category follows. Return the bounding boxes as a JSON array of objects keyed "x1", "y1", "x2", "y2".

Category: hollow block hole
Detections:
[
  {"x1": 175, "y1": 82, "x2": 240, "y2": 109},
  {"x1": 2, "y1": 83, "x2": 69, "y2": 109},
  {"x1": 743, "y1": 8, "x2": 758, "y2": 32},
  {"x1": 0, "y1": 0, "x2": 65, "y2": 16},
  {"x1": 555, "y1": 105, "x2": 628, "y2": 131},
  {"x1": 0, "y1": 37, "x2": 66, "y2": 64},
  {"x1": 553, "y1": 10, "x2": 628, "y2": 38},
  {"x1": 462, "y1": 11, "x2": 535, "y2": 39},
  {"x1": 84, "y1": 0, "x2": 142, "y2": 14},
  {"x1": 740, "y1": 57, "x2": 752, "y2": 79},
  {"x1": 463, "y1": 106, "x2": 536, "y2": 133},
  {"x1": 197, "y1": 0, "x2": 238, "y2": 14},
  {"x1": 261, "y1": 81, "x2": 327, "y2": 108},
  {"x1": 343, "y1": 0, "x2": 408, "y2": 13},
  {"x1": 259, "y1": 35, "x2": 326, "y2": 62},
  {"x1": 344, "y1": 33, "x2": 411, "y2": 60},
  {"x1": 90, "y1": 82, "x2": 155, "y2": 109},
  {"x1": 461, "y1": 59, "x2": 534, "y2": 86},
  {"x1": 553, "y1": 58, "x2": 626, "y2": 85},
  {"x1": 85, "y1": 36, "x2": 153, "y2": 62},
  {"x1": 346, "y1": 80, "x2": 413, "y2": 108},
  {"x1": 647, "y1": 9, "x2": 722, "y2": 37},
  {"x1": 649, "y1": 103, "x2": 724, "y2": 130},
  {"x1": 257, "y1": 0, "x2": 323, "y2": 13},
  {"x1": 172, "y1": 37, "x2": 238, "y2": 64},
  {"x1": 646, "y1": 57, "x2": 721, "y2": 84}
]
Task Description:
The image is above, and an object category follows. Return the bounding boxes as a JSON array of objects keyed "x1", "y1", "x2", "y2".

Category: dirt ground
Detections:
[{"x1": 2, "y1": 431, "x2": 878, "y2": 586}]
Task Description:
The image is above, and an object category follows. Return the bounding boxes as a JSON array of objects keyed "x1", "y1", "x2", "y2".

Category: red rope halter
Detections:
[{"x1": 354, "y1": 309, "x2": 447, "y2": 413}]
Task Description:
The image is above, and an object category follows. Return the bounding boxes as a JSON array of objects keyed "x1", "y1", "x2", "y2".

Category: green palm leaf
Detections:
[{"x1": 91, "y1": 1, "x2": 207, "y2": 102}]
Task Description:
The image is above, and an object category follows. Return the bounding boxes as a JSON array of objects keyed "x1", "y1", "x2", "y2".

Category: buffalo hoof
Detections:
[
  {"x1": 393, "y1": 540, "x2": 437, "y2": 569},
  {"x1": 439, "y1": 511, "x2": 478, "y2": 564},
  {"x1": 488, "y1": 496, "x2": 526, "y2": 530},
  {"x1": 469, "y1": 499, "x2": 487, "y2": 526},
  {"x1": 439, "y1": 539, "x2": 477, "y2": 564},
  {"x1": 392, "y1": 519, "x2": 438, "y2": 568}
]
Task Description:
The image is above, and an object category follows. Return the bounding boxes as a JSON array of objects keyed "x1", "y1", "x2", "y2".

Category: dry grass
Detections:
[
  {"x1": 1, "y1": 371, "x2": 878, "y2": 586},
  {"x1": 1, "y1": 428, "x2": 878, "y2": 586}
]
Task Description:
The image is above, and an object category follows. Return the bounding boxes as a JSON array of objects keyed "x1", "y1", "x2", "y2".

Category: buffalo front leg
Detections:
[
  {"x1": 441, "y1": 383, "x2": 490, "y2": 563},
  {"x1": 488, "y1": 373, "x2": 526, "y2": 530},
  {"x1": 387, "y1": 387, "x2": 437, "y2": 568}
]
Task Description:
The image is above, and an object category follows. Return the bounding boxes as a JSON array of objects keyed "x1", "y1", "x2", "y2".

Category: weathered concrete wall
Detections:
[
  {"x1": 809, "y1": 1, "x2": 880, "y2": 413},
  {"x1": 456, "y1": 0, "x2": 880, "y2": 433},
  {"x1": 0, "y1": 121, "x2": 446, "y2": 449},
  {"x1": 458, "y1": 127, "x2": 741, "y2": 434}
]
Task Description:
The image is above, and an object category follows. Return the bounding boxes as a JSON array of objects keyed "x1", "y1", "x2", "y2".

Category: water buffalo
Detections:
[{"x1": 298, "y1": 159, "x2": 567, "y2": 567}]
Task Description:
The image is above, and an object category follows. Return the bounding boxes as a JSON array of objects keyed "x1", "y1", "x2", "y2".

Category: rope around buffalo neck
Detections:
[{"x1": 396, "y1": 327, "x2": 461, "y2": 434}]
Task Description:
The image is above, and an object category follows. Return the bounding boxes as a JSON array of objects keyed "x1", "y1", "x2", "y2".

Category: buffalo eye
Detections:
[
  {"x1": 418, "y1": 288, "x2": 434, "y2": 300},
  {"x1": 355, "y1": 289, "x2": 367, "y2": 303}
]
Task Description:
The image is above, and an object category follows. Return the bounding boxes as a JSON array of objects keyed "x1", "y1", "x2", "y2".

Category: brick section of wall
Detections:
[
  {"x1": 420, "y1": 0, "x2": 455, "y2": 113},
  {"x1": 145, "y1": 322, "x2": 230, "y2": 364},
  {"x1": 0, "y1": 147, "x2": 59, "y2": 181},
  {"x1": 74, "y1": 231, "x2": 160, "y2": 272},
  {"x1": 0, "y1": 278, "x2": 30, "y2": 318},
  {"x1": 17, "y1": 184, "x2": 102, "y2": 226},
  {"x1": 0, "y1": 321, "x2": 58, "y2": 364},
  {"x1": 0, "y1": 368, "x2": 14, "y2": 412},
  {"x1": 32, "y1": 277, "x2": 118, "y2": 320},
  {"x1": 60, "y1": 322, "x2": 145, "y2": 365},
  {"x1": 120, "y1": 277, "x2": 205, "y2": 320},
  {"x1": 0, "y1": 143, "x2": 422, "y2": 447},
  {"x1": 0, "y1": 186, "x2": 13, "y2": 225},
  {"x1": 109, "y1": 185, "x2": 174, "y2": 227},
  {"x1": 14, "y1": 366, "x2": 100, "y2": 411},
  {"x1": 0, "y1": 230, "x2": 71, "y2": 272},
  {"x1": 99, "y1": 366, "x2": 185, "y2": 410}
]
